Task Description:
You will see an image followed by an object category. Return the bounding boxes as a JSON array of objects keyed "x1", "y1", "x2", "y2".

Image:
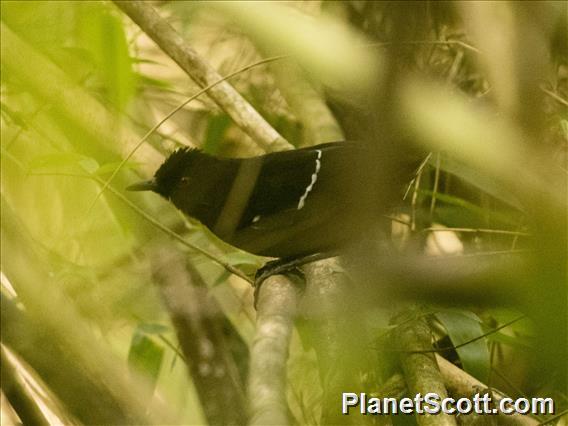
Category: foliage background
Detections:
[{"x1": 1, "y1": 1, "x2": 566, "y2": 425}]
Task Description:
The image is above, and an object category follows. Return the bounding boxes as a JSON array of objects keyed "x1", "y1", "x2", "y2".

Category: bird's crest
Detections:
[{"x1": 154, "y1": 147, "x2": 203, "y2": 195}]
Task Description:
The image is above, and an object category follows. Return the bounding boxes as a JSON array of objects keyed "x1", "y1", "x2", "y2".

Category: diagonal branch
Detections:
[
  {"x1": 114, "y1": 0, "x2": 292, "y2": 153},
  {"x1": 151, "y1": 248, "x2": 248, "y2": 426}
]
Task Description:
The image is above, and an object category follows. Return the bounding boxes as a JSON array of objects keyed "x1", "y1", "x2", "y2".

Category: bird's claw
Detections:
[{"x1": 253, "y1": 260, "x2": 305, "y2": 309}]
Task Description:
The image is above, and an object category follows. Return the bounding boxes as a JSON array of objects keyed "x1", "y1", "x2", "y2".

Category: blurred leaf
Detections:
[
  {"x1": 0, "y1": 101, "x2": 29, "y2": 129},
  {"x1": 1, "y1": 22, "x2": 162, "y2": 175},
  {"x1": 402, "y1": 81, "x2": 535, "y2": 193},
  {"x1": 433, "y1": 154, "x2": 523, "y2": 210},
  {"x1": 79, "y1": 158, "x2": 100, "y2": 174},
  {"x1": 212, "y1": 270, "x2": 232, "y2": 287},
  {"x1": 484, "y1": 329, "x2": 532, "y2": 350},
  {"x1": 560, "y1": 119, "x2": 568, "y2": 136},
  {"x1": 432, "y1": 206, "x2": 498, "y2": 230},
  {"x1": 422, "y1": 190, "x2": 519, "y2": 226},
  {"x1": 481, "y1": 310, "x2": 533, "y2": 349},
  {"x1": 29, "y1": 152, "x2": 99, "y2": 172},
  {"x1": 128, "y1": 325, "x2": 165, "y2": 390},
  {"x1": 224, "y1": 251, "x2": 264, "y2": 271},
  {"x1": 212, "y1": 251, "x2": 263, "y2": 286},
  {"x1": 131, "y1": 58, "x2": 164, "y2": 66},
  {"x1": 203, "y1": 113, "x2": 232, "y2": 155},
  {"x1": 485, "y1": 309, "x2": 534, "y2": 337},
  {"x1": 211, "y1": 2, "x2": 380, "y2": 92},
  {"x1": 75, "y1": 2, "x2": 137, "y2": 111},
  {"x1": 94, "y1": 161, "x2": 139, "y2": 175},
  {"x1": 138, "y1": 323, "x2": 171, "y2": 335},
  {"x1": 435, "y1": 310, "x2": 490, "y2": 382},
  {"x1": 0, "y1": 1, "x2": 74, "y2": 55},
  {"x1": 135, "y1": 73, "x2": 173, "y2": 90}
]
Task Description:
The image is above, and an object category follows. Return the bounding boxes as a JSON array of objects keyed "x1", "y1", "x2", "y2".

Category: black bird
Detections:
[
  {"x1": 128, "y1": 142, "x2": 414, "y2": 278},
  {"x1": 130, "y1": 143, "x2": 359, "y2": 255}
]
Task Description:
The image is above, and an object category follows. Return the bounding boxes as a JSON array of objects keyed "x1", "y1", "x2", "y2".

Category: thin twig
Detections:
[
  {"x1": 437, "y1": 356, "x2": 540, "y2": 426},
  {"x1": 404, "y1": 153, "x2": 432, "y2": 232},
  {"x1": 422, "y1": 227, "x2": 531, "y2": 237},
  {"x1": 384, "y1": 214, "x2": 412, "y2": 227},
  {"x1": 157, "y1": 335, "x2": 188, "y2": 364},
  {"x1": 537, "y1": 409, "x2": 568, "y2": 425},
  {"x1": 404, "y1": 152, "x2": 432, "y2": 199},
  {"x1": 368, "y1": 39, "x2": 481, "y2": 54},
  {"x1": 541, "y1": 87, "x2": 568, "y2": 107},
  {"x1": 457, "y1": 249, "x2": 530, "y2": 258},
  {"x1": 402, "y1": 315, "x2": 527, "y2": 355},
  {"x1": 411, "y1": 172, "x2": 422, "y2": 232},
  {"x1": 429, "y1": 152, "x2": 441, "y2": 218}
]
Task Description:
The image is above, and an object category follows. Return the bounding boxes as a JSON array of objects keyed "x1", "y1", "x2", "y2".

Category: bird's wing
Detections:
[{"x1": 237, "y1": 142, "x2": 359, "y2": 230}]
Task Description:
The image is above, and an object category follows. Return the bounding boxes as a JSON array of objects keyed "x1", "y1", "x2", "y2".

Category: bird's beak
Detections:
[{"x1": 126, "y1": 179, "x2": 158, "y2": 192}]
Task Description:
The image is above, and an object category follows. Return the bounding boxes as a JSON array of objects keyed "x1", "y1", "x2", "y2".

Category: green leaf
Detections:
[
  {"x1": 137, "y1": 323, "x2": 171, "y2": 335},
  {"x1": 75, "y1": 2, "x2": 136, "y2": 111},
  {"x1": 79, "y1": 158, "x2": 100, "y2": 174},
  {"x1": 203, "y1": 114, "x2": 231, "y2": 155},
  {"x1": 435, "y1": 310, "x2": 490, "y2": 382},
  {"x1": 433, "y1": 154, "x2": 523, "y2": 210},
  {"x1": 423, "y1": 190, "x2": 519, "y2": 226},
  {"x1": 29, "y1": 153, "x2": 99, "y2": 172},
  {"x1": 207, "y1": 251, "x2": 263, "y2": 286},
  {"x1": 212, "y1": 270, "x2": 231, "y2": 287},
  {"x1": 484, "y1": 329, "x2": 532, "y2": 350},
  {"x1": 135, "y1": 73, "x2": 173, "y2": 90},
  {"x1": 224, "y1": 251, "x2": 264, "y2": 269},
  {"x1": 94, "y1": 161, "x2": 139, "y2": 175},
  {"x1": 128, "y1": 326, "x2": 165, "y2": 389}
]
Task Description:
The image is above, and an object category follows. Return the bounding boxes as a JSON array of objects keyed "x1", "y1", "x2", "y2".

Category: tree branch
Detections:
[
  {"x1": 437, "y1": 355, "x2": 539, "y2": 426},
  {"x1": 114, "y1": 0, "x2": 292, "y2": 152},
  {"x1": 248, "y1": 275, "x2": 301, "y2": 425},
  {"x1": 394, "y1": 312, "x2": 457, "y2": 426},
  {"x1": 151, "y1": 248, "x2": 247, "y2": 426}
]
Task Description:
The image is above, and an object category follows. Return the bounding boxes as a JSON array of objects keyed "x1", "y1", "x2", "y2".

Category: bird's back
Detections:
[
  {"x1": 226, "y1": 142, "x2": 366, "y2": 257},
  {"x1": 148, "y1": 141, "x2": 403, "y2": 259}
]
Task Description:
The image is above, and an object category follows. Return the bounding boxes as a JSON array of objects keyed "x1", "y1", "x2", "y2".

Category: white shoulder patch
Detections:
[{"x1": 297, "y1": 149, "x2": 322, "y2": 210}]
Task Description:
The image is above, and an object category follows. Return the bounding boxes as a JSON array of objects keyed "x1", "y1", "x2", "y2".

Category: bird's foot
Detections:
[
  {"x1": 252, "y1": 253, "x2": 337, "y2": 308},
  {"x1": 253, "y1": 259, "x2": 306, "y2": 309}
]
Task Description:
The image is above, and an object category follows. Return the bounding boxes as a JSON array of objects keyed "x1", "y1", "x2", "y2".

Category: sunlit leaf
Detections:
[{"x1": 128, "y1": 325, "x2": 165, "y2": 390}]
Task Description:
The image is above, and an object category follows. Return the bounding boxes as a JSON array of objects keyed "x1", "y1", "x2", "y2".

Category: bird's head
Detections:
[
  {"x1": 127, "y1": 147, "x2": 232, "y2": 227},
  {"x1": 127, "y1": 147, "x2": 204, "y2": 198}
]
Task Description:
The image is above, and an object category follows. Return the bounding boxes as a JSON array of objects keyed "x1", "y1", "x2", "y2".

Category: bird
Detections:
[{"x1": 127, "y1": 142, "x2": 415, "y2": 281}]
